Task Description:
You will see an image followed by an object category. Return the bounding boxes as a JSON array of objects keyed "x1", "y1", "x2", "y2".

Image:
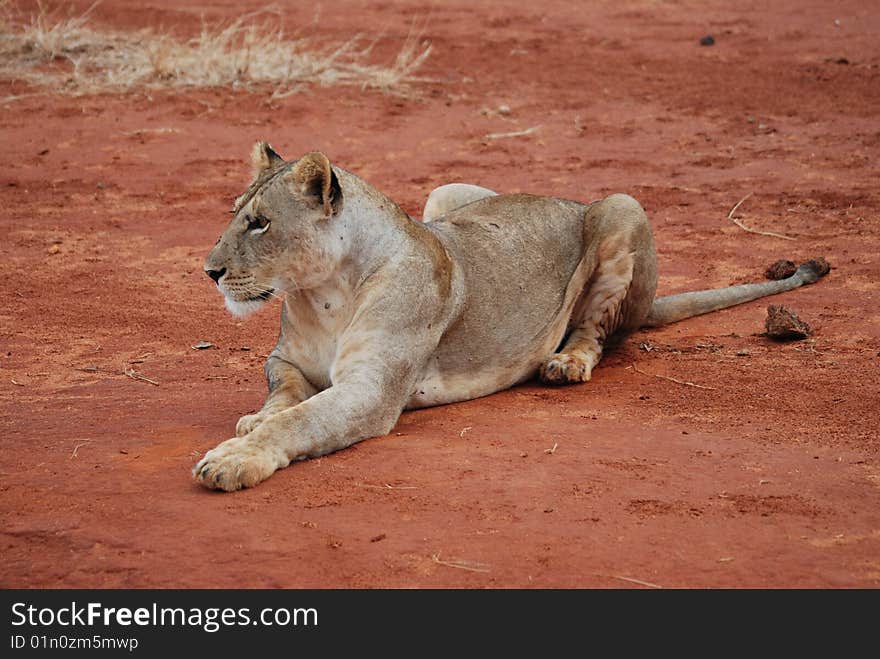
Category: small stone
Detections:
[
  {"x1": 735, "y1": 349, "x2": 751, "y2": 357},
  {"x1": 192, "y1": 341, "x2": 214, "y2": 350},
  {"x1": 765, "y1": 305, "x2": 812, "y2": 341},
  {"x1": 48, "y1": 244, "x2": 60, "y2": 255},
  {"x1": 700, "y1": 35, "x2": 715, "y2": 46}
]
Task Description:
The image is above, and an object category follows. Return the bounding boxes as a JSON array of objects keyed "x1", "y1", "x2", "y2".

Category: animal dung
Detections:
[
  {"x1": 765, "y1": 259, "x2": 798, "y2": 280},
  {"x1": 765, "y1": 305, "x2": 812, "y2": 341}
]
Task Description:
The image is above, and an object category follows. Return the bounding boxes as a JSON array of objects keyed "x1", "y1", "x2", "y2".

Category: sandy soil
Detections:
[{"x1": 1, "y1": 0, "x2": 879, "y2": 588}]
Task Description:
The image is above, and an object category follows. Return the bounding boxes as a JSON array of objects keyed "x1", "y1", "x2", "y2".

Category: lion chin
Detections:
[{"x1": 224, "y1": 296, "x2": 268, "y2": 318}]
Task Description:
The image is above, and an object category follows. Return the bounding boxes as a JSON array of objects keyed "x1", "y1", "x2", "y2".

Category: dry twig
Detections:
[
  {"x1": 69, "y1": 439, "x2": 93, "y2": 458},
  {"x1": 359, "y1": 482, "x2": 417, "y2": 490},
  {"x1": 484, "y1": 125, "x2": 541, "y2": 141},
  {"x1": 614, "y1": 575, "x2": 662, "y2": 589},
  {"x1": 431, "y1": 552, "x2": 491, "y2": 573},
  {"x1": 727, "y1": 193, "x2": 796, "y2": 241},
  {"x1": 124, "y1": 368, "x2": 159, "y2": 386},
  {"x1": 629, "y1": 365, "x2": 716, "y2": 390}
]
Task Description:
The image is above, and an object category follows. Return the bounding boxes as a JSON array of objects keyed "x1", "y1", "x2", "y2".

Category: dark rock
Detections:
[{"x1": 765, "y1": 305, "x2": 812, "y2": 341}]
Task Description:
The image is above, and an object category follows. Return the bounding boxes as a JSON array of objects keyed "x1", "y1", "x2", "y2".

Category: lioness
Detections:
[{"x1": 194, "y1": 143, "x2": 828, "y2": 491}]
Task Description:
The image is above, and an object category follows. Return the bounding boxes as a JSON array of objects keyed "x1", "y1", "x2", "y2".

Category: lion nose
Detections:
[{"x1": 205, "y1": 267, "x2": 226, "y2": 284}]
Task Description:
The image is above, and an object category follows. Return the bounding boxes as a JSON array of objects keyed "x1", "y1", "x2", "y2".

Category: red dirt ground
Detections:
[{"x1": 2, "y1": 0, "x2": 879, "y2": 588}]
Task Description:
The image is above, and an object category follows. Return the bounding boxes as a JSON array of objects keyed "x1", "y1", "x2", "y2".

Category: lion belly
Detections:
[{"x1": 406, "y1": 194, "x2": 598, "y2": 409}]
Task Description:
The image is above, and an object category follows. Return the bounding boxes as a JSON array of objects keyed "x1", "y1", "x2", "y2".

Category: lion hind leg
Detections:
[
  {"x1": 540, "y1": 246, "x2": 634, "y2": 385},
  {"x1": 540, "y1": 193, "x2": 655, "y2": 386}
]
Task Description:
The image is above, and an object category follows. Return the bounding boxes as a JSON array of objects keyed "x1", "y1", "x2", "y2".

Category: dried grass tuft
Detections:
[{"x1": 0, "y1": 2, "x2": 432, "y2": 96}]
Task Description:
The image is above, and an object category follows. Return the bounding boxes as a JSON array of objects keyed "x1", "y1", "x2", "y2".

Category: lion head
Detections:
[{"x1": 204, "y1": 142, "x2": 344, "y2": 316}]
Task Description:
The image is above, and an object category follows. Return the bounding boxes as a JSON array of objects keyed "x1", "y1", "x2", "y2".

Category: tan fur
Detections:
[{"x1": 194, "y1": 145, "x2": 826, "y2": 491}]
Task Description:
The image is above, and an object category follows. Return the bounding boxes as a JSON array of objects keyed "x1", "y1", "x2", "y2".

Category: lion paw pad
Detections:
[{"x1": 539, "y1": 352, "x2": 592, "y2": 385}]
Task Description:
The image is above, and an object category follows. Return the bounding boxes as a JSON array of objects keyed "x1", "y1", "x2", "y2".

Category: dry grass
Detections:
[{"x1": 0, "y1": 2, "x2": 432, "y2": 96}]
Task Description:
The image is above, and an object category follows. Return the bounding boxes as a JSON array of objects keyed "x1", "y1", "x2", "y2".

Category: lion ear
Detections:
[
  {"x1": 250, "y1": 141, "x2": 285, "y2": 180},
  {"x1": 284, "y1": 151, "x2": 343, "y2": 218}
]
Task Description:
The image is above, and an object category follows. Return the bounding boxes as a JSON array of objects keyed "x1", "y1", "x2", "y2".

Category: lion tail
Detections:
[{"x1": 641, "y1": 259, "x2": 830, "y2": 328}]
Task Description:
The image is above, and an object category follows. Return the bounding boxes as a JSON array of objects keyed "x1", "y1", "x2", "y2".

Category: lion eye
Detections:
[{"x1": 245, "y1": 214, "x2": 270, "y2": 233}]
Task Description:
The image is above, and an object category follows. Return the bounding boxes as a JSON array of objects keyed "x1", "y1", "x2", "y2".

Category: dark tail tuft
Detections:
[{"x1": 797, "y1": 257, "x2": 831, "y2": 284}]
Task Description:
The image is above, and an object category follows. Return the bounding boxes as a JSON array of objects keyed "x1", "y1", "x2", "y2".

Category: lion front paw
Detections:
[
  {"x1": 192, "y1": 436, "x2": 288, "y2": 492},
  {"x1": 539, "y1": 352, "x2": 593, "y2": 385},
  {"x1": 235, "y1": 412, "x2": 265, "y2": 437}
]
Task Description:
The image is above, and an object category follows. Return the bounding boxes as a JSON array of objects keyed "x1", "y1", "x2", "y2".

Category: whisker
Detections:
[
  {"x1": 254, "y1": 280, "x2": 296, "y2": 298},
  {"x1": 248, "y1": 281, "x2": 290, "y2": 301}
]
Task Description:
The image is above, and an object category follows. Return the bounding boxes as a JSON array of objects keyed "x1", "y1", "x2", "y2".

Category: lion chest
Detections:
[{"x1": 277, "y1": 289, "x2": 354, "y2": 390}]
